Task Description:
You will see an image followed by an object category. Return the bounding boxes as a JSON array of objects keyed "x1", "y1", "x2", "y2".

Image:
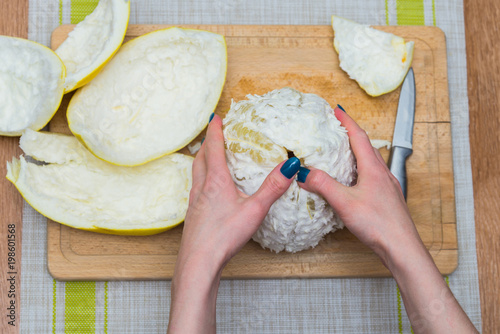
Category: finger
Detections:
[
  {"x1": 189, "y1": 143, "x2": 207, "y2": 204},
  {"x1": 371, "y1": 147, "x2": 396, "y2": 186},
  {"x1": 372, "y1": 147, "x2": 399, "y2": 182},
  {"x1": 372, "y1": 147, "x2": 386, "y2": 166},
  {"x1": 297, "y1": 167, "x2": 351, "y2": 213},
  {"x1": 370, "y1": 148, "x2": 404, "y2": 199},
  {"x1": 204, "y1": 114, "x2": 231, "y2": 175},
  {"x1": 249, "y1": 157, "x2": 300, "y2": 211},
  {"x1": 193, "y1": 139, "x2": 207, "y2": 182},
  {"x1": 334, "y1": 106, "x2": 379, "y2": 172}
]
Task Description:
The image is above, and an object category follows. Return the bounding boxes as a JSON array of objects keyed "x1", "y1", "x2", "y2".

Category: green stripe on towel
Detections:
[
  {"x1": 59, "y1": 0, "x2": 63, "y2": 25},
  {"x1": 390, "y1": 1, "x2": 427, "y2": 332},
  {"x1": 397, "y1": 286, "x2": 403, "y2": 333},
  {"x1": 385, "y1": 0, "x2": 390, "y2": 25},
  {"x1": 395, "y1": 0, "x2": 425, "y2": 25},
  {"x1": 53, "y1": 280, "x2": 57, "y2": 334},
  {"x1": 104, "y1": 282, "x2": 109, "y2": 334},
  {"x1": 61, "y1": 2, "x2": 106, "y2": 333},
  {"x1": 432, "y1": 0, "x2": 437, "y2": 26},
  {"x1": 65, "y1": 281, "x2": 96, "y2": 333},
  {"x1": 71, "y1": 0, "x2": 99, "y2": 24}
]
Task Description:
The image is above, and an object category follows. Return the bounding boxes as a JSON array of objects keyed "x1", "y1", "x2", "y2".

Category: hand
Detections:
[
  {"x1": 297, "y1": 106, "x2": 420, "y2": 265},
  {"x1": 298, "y1": 106, "x2": 477, "y2": 334},
  {"x1": 168, "y1": 114, "x2": 300, "y2": 334}
]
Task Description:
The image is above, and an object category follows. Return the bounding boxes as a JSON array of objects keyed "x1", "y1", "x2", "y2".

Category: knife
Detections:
[{"x1": 388, "y1": 68, "x2": 416, "y2": 201}]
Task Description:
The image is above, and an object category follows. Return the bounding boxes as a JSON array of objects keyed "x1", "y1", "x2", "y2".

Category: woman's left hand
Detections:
[{"x1": 168, "y1": 114, "x2": 300, "y2": 334}]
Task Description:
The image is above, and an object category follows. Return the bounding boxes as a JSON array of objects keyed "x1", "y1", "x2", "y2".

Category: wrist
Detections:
[
  {"x1": 172, "y1": 248, "x2": 225, "y2": 293},
  {"x1": 169, "y1": 251, "x2": 225, "y2": 333},
  {"x1": 382, "y1": 232, "x2": 438, "y2": 284},
  {"x1": 370, "y1": 216, "x2": 427, "y2": 272}
]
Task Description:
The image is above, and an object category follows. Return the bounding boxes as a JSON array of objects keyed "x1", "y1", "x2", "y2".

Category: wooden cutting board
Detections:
[{"x1": 46, "y1": 24, "x2": 456, "y2": 280}]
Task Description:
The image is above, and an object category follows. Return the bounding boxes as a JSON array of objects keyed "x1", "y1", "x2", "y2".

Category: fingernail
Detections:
[
  {"x1": 209, "y1": 113, "x2": 215, "y2": 123},
  {"x1": 297, "y1": 167, "x2": 310, "y2": 183},
  {"x1": 201, "y1": 137, "x2": 205, "y2": 144},
  {"x1": 337, "y1": 104, "x2": 346, "y2": 113},
  {"x1": 280, "y1": 157, "x2": 300, "y2": 179}
]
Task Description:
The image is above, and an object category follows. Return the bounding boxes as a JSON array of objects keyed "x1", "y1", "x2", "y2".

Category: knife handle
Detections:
[{"x1": 388, "y1": 146, "x2": 413, "y2": 201}]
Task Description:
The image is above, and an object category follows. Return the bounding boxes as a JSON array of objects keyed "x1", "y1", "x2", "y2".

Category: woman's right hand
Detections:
[
  {"x1": 297, "y1": 106, "x2": 423, "y2": 267},
  {"x1": 298, "y1": 106, "x2": 477, "y2": 334}
]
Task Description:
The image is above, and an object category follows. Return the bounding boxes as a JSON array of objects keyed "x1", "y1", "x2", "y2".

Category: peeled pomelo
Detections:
[
  {"x1": 67, "y1": 27, "x2": 227, "y2": 166},
  {"x1": 6, "y1": 129, "x2": 193, "y2": 236},
  {"x1": 332, "y1": 15, "x2": 414, "y2": 97},
  {"x1": 223, "y1": 88, "x2": 357, "y2": 253},
  {"x1": 55, "y1": 0, "x2": 130, "y2": 93},
  {"x1": 0, "y1": 36, "x2": 65, "y2": 136}
]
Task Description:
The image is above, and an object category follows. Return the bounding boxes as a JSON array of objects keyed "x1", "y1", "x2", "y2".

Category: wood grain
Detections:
[
  {"x1": 46, "y1": 24, "x2": 457, "y2": 280},
  {"x1": 0, "y1": 1, "x2": 28, "y2": 333},
  {"x1": 464, "y1": 0, "x2": 500, "y2": 332}
]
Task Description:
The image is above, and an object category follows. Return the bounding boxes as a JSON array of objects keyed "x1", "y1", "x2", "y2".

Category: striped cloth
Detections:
[{"x1": 23, "y1": 0, "x2": 482, "y2": 333}]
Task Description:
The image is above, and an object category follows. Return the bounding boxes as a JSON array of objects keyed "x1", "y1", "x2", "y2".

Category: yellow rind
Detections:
[
  {"x1": 0, "y1": 37, "x2": 66, "y2": 136},
  {"x1": 91, "y1": 220, "x2": 183, "y2": 236},
  {"x1": 6, "y1": 165, "x2": 98, "y2": 233},
  {"x1": 6, "y1": 150, "x2": 193, "y2": 236},
  {"x1": 62, "y1": 0, "x2": 131, "y2": 93},
  {"x1": 67, "y1": 27, "x2": 228, "y2": 167},
  {"x1": 7, "y1": 165, "x2": 187, "y2": 236},
  {"x1": 364, "y1": 47, "x2": 413, "y2": 97},
  {"x1": 331, "y1": 15, "x2": 414, "y2": 97},
  {"x1": 7, "y1": 173, "x2": 180, "y2": 235}
]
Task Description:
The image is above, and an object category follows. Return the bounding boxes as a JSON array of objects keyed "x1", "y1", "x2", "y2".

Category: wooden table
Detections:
[
  {"x1": 0, "y1": 0, "x2": 498, "y2": 332},
  {"x1": 464, "y1": 0, "x2": 500, "y2": 331},
  {"x1": 0, "y1": 2, "x2": 27, "y2": 333}
]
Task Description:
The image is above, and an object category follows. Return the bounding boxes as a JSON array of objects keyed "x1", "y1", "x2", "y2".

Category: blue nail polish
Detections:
[
  {"x1": 297, "y1": 167, "x2": 310, "y2": 183},
  {"x1": 201, "y1": 137, "x2": 205, "y2": 144},
  {"x1": 280, "y1": 157, "x2": 300, "y2": 179},
  {"x1": 209, "y1": 113, "x2": 215, "y2": 123},
  {"x1": 337, "y1": 104, "x2": 346, "y2": 113}
]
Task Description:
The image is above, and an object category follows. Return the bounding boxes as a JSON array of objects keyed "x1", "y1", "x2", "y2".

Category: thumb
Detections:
[
  {"x1": 297, "y1": 167, "x2": 350, "y2": 212},
  {"x1": 250, "y1": 157, "x2": 300, "y2": 211}
]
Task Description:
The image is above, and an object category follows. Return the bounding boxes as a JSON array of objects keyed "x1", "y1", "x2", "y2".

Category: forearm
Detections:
[
  {"x1": 168, "y1": 253, "x2": 224, "y2": 334},
  {"x1": 386, "y1": 237, "x2": 477, "y2": 333}
]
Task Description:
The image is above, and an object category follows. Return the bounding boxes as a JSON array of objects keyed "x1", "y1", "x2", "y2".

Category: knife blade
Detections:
[{"x1": 388, "y1": 67, "x2": 416, "y2": 201}]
